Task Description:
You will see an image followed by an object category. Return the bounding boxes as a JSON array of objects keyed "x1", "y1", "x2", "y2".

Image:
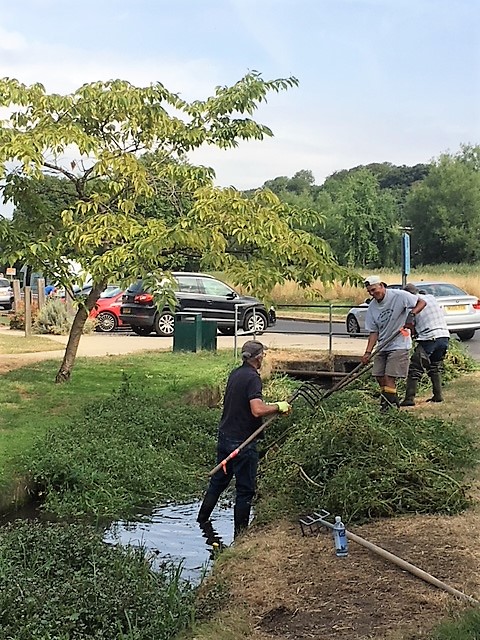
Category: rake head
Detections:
[
  {"x1": 298, "y1": 509, "x2": 331, "y2": 536},
  {"x1": 294, "y1": 381, "x2": 323, "y2": 409}
]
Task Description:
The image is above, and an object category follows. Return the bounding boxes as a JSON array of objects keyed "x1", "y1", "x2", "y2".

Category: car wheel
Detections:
[
  {"x1": 131, "y1": 325, "x2": 152, "y2": 336},
  {"x1": 154, "y1": 311, "x2": 175, "y2": 337},
  {"x1": 95, "y1": 311, "x2": 118, "y2": 333},
  {"x1": 219, "y1": 327, "x2": 235, "y2": 336},
  {"x1": 3, "y1": 303, "x2": 12, "y2": 311},
  {"x1": 346, "y1": 314, "x2": 360, "y2": 335},
  {"x1": 457, "y1": 329, "x2": 475, "y2": 341},
  {"x1": 243, "y1": 310, "x2": 268, "y2": 335}
]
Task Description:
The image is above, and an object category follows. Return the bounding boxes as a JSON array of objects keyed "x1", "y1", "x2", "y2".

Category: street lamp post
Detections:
[{"x1": 400, "y1": 227, "x2": 412, "y2": 288}]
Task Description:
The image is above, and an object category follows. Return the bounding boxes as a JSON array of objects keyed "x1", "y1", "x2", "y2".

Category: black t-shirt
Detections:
[{"x1": 218, "y1": 362, "x2": 263, "y2": 440}]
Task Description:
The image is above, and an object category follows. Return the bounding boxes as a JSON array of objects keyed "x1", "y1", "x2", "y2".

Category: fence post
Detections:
[
  {"x1": 65, "y1": 287, "x2": 75, "y2": 317},
  {"x1": 234, "y1": 305, "x2": 238, "y2": 359},
  {"x1": 328, "y1": 304, "x2": 333, "y2": 355},
  {"x1": 24, "y1": 286, "x2": 32, "y2": 336},
  {"x1": 37, "y1": 278, "x2": 46, "y2": 310},
  {"x1": 13, "y1": 279, "x2": 21, "y2": 311}
]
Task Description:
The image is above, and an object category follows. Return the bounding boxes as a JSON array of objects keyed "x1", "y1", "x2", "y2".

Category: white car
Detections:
[
  {"x1": 346, "y1": 281, "x2": 480, "y2": 341},
  {"x1": 0, "y1": 278, "x2": 14, "y2": 310}
]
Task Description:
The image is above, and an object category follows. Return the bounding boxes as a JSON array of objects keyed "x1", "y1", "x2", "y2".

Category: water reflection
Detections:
[{"x1": 105, "y1": 500, "x2": 234, "y2": 583}]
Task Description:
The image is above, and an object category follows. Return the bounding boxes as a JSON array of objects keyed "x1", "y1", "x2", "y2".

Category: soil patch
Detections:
[{"x1": 215, "y1": 513, "x2": 479, "y2": 639}]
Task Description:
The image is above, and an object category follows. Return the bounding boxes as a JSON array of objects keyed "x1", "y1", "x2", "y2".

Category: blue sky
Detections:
[{"x1": 0, "y1": 0, "x2": 479, "y2": 190}]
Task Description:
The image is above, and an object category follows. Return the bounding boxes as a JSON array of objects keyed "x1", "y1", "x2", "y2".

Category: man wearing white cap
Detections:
[
  {"x1": 197, "y1": 340, "x2": 292, "y2": 537},
  {"x1": 360, "y1": 276, "x2": 426, "y2": 410}
]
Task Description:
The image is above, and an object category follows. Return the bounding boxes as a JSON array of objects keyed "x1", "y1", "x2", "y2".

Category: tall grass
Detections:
[{"x1": 223, "y1": 264, "x2": 480, "y2": 305}]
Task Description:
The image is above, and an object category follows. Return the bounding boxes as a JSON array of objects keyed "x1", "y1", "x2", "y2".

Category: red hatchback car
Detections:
[{"x1": 90, "y1": 287, "x2": 126, "y2": 332}]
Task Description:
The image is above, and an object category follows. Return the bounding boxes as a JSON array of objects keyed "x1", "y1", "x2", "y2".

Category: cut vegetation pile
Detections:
[{"x1": 258, "y1": 389, "x2": 476, "y2": 523}]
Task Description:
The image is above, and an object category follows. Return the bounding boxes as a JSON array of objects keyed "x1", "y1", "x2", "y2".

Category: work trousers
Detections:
[
  {"x1": 408, "y1": 337, "x2": 450, "y2": 380},
  {"x1": 205, "y1": 433, "x2": 259, "y2": 510}
]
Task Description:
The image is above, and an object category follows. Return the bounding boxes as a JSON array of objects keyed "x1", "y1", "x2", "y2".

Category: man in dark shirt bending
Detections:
[{"x1": 197, "y1": 340, "x2": 292, "y2": 538}]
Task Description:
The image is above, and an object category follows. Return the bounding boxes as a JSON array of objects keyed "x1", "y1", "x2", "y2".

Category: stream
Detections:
[
  {"x1": 2, "y1": 498, "x2": 235, "y2": 584},
  {"x1": 105, "y1": 499, "x2": 235, "y2": 582}
]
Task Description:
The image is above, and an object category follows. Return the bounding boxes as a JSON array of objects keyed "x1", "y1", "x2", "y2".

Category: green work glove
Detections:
[{"x1": 276, "y1": 401, "x2": 292, "y2": 414}]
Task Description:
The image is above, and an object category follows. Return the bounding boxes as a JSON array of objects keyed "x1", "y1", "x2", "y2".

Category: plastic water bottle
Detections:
[{"x1": 333, "y1": 516, "x2": 348, "y2": 557}]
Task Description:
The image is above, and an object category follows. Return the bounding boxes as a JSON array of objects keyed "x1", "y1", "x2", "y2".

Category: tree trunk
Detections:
[{"x1": 55, "y1": 280, "x2": 107, "y2": 383}]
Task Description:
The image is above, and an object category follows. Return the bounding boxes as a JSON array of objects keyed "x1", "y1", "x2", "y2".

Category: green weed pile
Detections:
[
  {"x1": 443, "y1": 337, "x2": 479, "y2": 382},
  {"x1": 0, "y1": 521, "x2": 195, "y2": 640},
  {"x1": 258, "y1": 390, "x2": 476, "y2": 523},
  {"x1": 23, "y1": 379, "x2": 221, "y2": 518}
]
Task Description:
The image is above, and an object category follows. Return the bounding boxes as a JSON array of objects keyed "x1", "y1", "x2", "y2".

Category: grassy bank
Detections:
[
  {"x1": 0, "y1": 351, "x2": 234, "y2": 497},
  {"x1": 0, "y1": 521, "x2": 196, "y2": 640}
]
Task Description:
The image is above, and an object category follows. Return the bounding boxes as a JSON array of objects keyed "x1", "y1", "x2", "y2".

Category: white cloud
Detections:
[{"x1": 0, "y1": 25, "x2": 27, "y2": 52}]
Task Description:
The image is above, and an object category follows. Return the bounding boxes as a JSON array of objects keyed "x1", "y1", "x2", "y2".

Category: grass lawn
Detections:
[
  {"x1": 0, "y1": 350, "x2": 235, "y2": 489},
  {"x1": 0, "y1": 332, "x2": 62, "y2": 354}
]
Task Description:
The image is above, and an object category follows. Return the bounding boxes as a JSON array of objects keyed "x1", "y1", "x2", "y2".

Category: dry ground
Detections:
[
  {"x1": 212, "y1": 512, "x2": 479, "y2": 640},
  {"x1": 195, "y1": 373, "x2": 480, "y2": 640}
]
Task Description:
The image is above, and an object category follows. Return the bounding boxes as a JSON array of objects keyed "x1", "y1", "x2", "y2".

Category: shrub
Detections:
[
  {"x1": 34, "y1": 297, "x2": 71, "y2": 334},
  {"x1": 0, "y1": 521, "x2": 195, "y2": 640},
  {"x1": 9, "y1": 301, "x2": 39, "y2": 330}
]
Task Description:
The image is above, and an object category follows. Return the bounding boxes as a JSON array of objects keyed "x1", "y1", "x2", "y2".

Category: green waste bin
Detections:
[
  {"x1": 173, "y1": 313, "x2": 202, "y2": 352},
  {"x1": 201, "y1": 319, "x2": 217, "y2": 351}
]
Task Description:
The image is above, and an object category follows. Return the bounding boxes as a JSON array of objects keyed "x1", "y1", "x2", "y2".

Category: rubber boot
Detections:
[
  {"x1": 427, "y1": 371, "x2": 444, "y2": 402},
  {"x1": 380, "y1": 387, "x2": 399, "y2": 412},
  {"x1": 199, "y1": 520, "x2": 225, "y2": 549},
  {"x1": 400, "y1": 378, "x2": 418, "y2": 407},
  {"x1": 197, "y1": 493, "x2": 218, "y2": 524},
  {"x1": 233, "y1": 504, "x2": 251, "y2": 539}
]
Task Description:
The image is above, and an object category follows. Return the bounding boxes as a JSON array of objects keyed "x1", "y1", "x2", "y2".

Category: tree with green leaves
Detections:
[
  {"x1": 405, "y1": 145, "x2": 480, "y2": 264},
  {"x1": 0, "y1": 74, "x2": 351, "y2": 382},
  {"x1": 322, "y1": 168, "x2": 399, "y2": 267}
]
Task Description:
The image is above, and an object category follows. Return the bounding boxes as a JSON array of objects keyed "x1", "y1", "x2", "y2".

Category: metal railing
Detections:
[{"x1": 231, "y1": 302, "x2": 367, "y2": 357}]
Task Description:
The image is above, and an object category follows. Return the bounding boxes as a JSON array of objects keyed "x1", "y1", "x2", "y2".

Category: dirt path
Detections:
[
  {"x1": 0, "y1": 327, "x2": 366, "y2": 374},
  {"x1": 211, "y1": 512, "x2": 479, "y2": 640}
]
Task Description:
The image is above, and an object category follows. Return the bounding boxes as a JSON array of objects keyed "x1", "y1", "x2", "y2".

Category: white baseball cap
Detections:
[{"x1": 364, "y1": 275, "x2": 382, "y2": 286}]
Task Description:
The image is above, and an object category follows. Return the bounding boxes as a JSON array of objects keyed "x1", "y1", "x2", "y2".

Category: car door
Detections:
[
  {"x1": 198, "y1": 277, "x2": 237, "y2": 324},
  {"x1": 174, "y1": 275, "x2": 205, "y2": 316}
]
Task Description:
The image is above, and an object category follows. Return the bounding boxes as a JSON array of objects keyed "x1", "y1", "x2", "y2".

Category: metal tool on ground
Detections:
[
  {"x1": 299, "y1": 510, "x2": 480, "y2": 607},
  {"x1": 208, "y1": 325, "x2": 407, "y2": 477}
]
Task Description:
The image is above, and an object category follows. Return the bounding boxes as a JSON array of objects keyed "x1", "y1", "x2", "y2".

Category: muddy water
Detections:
[{"x1": 105, "y1": 500, "x2": 235, "y2": 582}]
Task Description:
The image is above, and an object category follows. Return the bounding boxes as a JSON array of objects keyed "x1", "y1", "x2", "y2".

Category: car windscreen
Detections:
[
  {"x1": 0, "y1": 279, "x2": 10, "y2": 287},
  {"x1": 419, "y1": 283, "x2": 467, "y2": 297},
  {"x1": 100, "y1": 287, "x2": 122, "y2": 298}
]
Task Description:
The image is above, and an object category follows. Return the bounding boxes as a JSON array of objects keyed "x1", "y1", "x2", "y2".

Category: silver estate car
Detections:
[
  {"x1": 0, "y1": 278, "x2": 14, "y2": 310},
  {"x1": 346, "y1": 281, "x2": 480, "y2": 341}
]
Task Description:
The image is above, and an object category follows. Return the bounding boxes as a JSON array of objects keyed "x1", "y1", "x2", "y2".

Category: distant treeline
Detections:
[
  {"x1": 4, "y1": 144, "x2": 480, "y2": 274},
  {"x1": 245, "y1": 143, "x2": 480, "y2": 268}
]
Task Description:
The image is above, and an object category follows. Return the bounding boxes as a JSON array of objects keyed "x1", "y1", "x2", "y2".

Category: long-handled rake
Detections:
[
  {"x1": 207, "y1": 325, "x2": 407, "y2": 477},
  {"x1": 299, "y1": 510, "x2": 479, "y2": 606}
]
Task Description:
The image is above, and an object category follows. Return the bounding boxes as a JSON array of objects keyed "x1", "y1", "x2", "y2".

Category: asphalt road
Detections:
[{"x1": 271, "y1": 318, "x2": 480, "y2": 360}]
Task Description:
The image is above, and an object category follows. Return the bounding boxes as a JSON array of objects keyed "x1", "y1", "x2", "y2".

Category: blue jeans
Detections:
[
  {"x1": 409, "y1": 337, "x2": 449, "y2": 379},
  {"x1": 205, "y1": 433, "x2": 259, "y2": 510}
]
